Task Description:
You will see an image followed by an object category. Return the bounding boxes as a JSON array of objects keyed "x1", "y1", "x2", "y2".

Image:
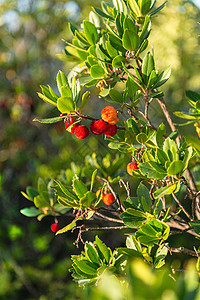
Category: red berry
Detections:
[
  {"x1": 51, "y1": 223, "x2": 60, "y2": 233},
  {"x1": 74, "y1": 125, "x2": 89, "y2": 139},
  {"x1": 65, "y1": 119, "x2": 79, "y2": 133},
  {"x1": 102, "y1": 193, "x2": 115, "y2": 205},
  {"x1": 90, "y1": 119, "x2": 108, "y2": 135},
  {"x1": 127, "y1": 162, "x2": 139, "y2": 175},
  {"x1": 103, "y1": 124, "x2": 117, "y2": 137}
]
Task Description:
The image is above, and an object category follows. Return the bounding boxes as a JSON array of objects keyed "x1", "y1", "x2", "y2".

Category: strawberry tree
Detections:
[{"x1": 21, "y1": 0, "x2": 200, "y2": 288}]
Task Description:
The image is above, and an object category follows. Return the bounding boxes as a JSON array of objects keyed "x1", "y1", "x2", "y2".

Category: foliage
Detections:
[{"x1": 1, "y1": 0, "x2": 200, "y2": 298}]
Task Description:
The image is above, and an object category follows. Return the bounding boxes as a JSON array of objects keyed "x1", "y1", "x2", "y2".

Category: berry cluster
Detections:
[{"x1": 65, "y1": 106, "x2": 119, "y2": 139}]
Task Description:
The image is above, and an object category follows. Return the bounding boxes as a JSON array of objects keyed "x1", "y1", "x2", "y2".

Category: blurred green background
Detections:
[{"x1": 0, "y1": 0, "x2": 200, "y2": 299}]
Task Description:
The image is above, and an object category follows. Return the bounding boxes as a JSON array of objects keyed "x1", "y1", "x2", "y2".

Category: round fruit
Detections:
[
  {"x1": 90, "y1": 119, "x2": 108, "y2": 135},
  {"x1": 127, "y1": 162, "x2": 139, "y2": 175},
  {"x1": 74, "y1": 125, "x2": 89, "y2": 139},
  {"x1": 51, "y1": 223, "x2": 60, "y2": 233},
  {"x1": 103, "y1": 124, "x2": 117, "y2": 137},
  {"x1": 65, "y1": 119, "x2": 79, "y2": 133},
  {"x1": 101, "y1": 106, "x2": 119, "y2": 125},
  {"x1": 102, "y1": 193, "x2": 115, "y2": 205}
]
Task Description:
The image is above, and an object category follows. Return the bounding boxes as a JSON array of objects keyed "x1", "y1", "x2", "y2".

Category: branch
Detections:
[
  {"x1": 82, "y1": 225, "x2": 129, "y2": 232},
  {"x1": 172, "y1": 192, "x2": 193, "y2": 221},
  {"x1": 119, "y1": 179, "x2": 131, "y2": 198},
  {"x1": 168, "y1": 246, "x2": 198, "y2": 257},
  {"x1": 166, "y1": 219, "x2": 199, "y2": 238},
  {"x1": 94, "y1": 211, "x2": 124, "y2": 224},
  {"x1": 105, "y1": 180, "x2": 126, "y2": 212},
  {"x1": 156, "y1": 96, "x2": 200, "y2": 220}
]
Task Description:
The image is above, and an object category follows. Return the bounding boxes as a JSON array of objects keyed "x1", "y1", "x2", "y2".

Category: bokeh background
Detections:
[{"x1": 0, "y1": 0, "x2": 200, "y2": 299}]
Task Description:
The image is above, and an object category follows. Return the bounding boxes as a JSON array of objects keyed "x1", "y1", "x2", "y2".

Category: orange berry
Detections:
[
  {"x1": 101, "y1": 106, "x2": 119, "y2": 125},
  {"x1": 102, "y1": 193, "x2": 115, "y2": 205},
  {"x1": 127, "y1": 162, "x2": 139, "y2": 175}
]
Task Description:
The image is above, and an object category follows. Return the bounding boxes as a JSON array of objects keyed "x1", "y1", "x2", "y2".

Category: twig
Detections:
[
  {"x1": 105, "y1": 181, "x2": 126, "y2": 212},
  {"x1": 166, "y1": 219, "x2": 199, "y2": 238},
  {"x1": 119, "y1": 179, "x2": 131, "y2": 198},
  {"x1": 172, "y1": 192, "x2": 193, "y2": 221},
  {"x1": 168, "y1": 246, "x2": 198, "y2": 257},
  {"x1": 82, "y1": 225, "x2": 129, "y2": 232},
  {"x1": 94, "y1": 211, "x2": 124, "y2": 224}
]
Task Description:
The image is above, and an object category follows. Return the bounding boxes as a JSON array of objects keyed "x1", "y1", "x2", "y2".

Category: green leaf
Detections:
[
  {"x1": 156, "y1": 123, "x2": 166, "y2": 147},
  {"x1": 126, "y1": 208, "x2": 147, "y2": 217},
  {"x1": 112, "y1": 55, "x2": 126, "y2": 68},
  {"x1": 186, "y1": 90, "x2": 200, "y2": 102},
  {"x1": 122, "y1": 29, "x2": 139, "y2": 51},
  {"x1": 106, "y1": 41, "x2": 118, "y2": 58},
  {"x1": 20, "y1": 207, "x2": 41, "y2": 217},
  {"x1": 93, "y1": 7, "x2": 114, "y2": 20},
  {"x1": 147, "y1": 70, "x2": 157, "y2": 88},
  {"x1": 95, "y1": 236, "x2": 111, "y2": 264},
  {"x1": 80, "y1": 191, "x2": 96, "y2": 207},
  {"x1": 34, "y1": 195, "x2": 50, "y2": 209},
  {"x1": 137, "y1": 183, "x2": 151, "y2": 212},
  {"x1": 123, "y1": 64, "x2": 144, "y2": 91},
  {"x1": 90, "y1": 64, "x2": 106, "y2": 79},
  {"x1": 57, "y1": 96, "x2": 75, "y2": 113},
  {"x1": 73, "y1": 177, "x2": 88, "y2": 199},
  {"x1": 136, "y1": 39, "x2": 148, "y2": 56},
  {"x1": 173, "y1": 111, "x2": 198, "y2": 120},
  {"x1": 142, "y1": 52, "x2": 155, "y2": 84},
  {"x1": 182, "y1": 146, "x2": 193, "y2": 170},
  {"x1": 56, "y1": 216, "x2": 83, "y2": 235},
  {"x1": 123, "y1": 17, "x2": 137, "y2": 32},
  {"x1": 83, "y1": 20, "x2": 99, "y2": 45},
  {"x1": 136, "y1": 132, "x2": 148, "y2": 144},
  {"x1": 90, "y1": 169, "x2": 97, "y2": 192},
  {"x1": 75, "y1": 30, "x2": 90, "y2": 46},
  {"x1": 156, "y1": 148, "x2": 169, "y2": 165},
  {"x1": 189, "y1": 220, "x2": 200, "y2": 235},
  {"x1": 153, "y1": 65, "x2": 172, "y2": 89},
  {"x1": 74, "y1": 260, "x2": 97, "y2": 276},
  {"x1": 56, "y1": 70, "x2": 69, "y2": 94},
  {"x1": 150, "y1": 1, "x2": 167, "y2": 16},
  {"x1": 127, "y1": 0, "x2": 141, "y2": 18},
  {"x1": 33, "y1": 117, "x2": 64, "y2": 124},
  {"x1": 40, "y1": 85, "x2": 57, "y2": 103},
  {"x1": 163, "y1": 138, "x2": 178, "y2": 161},
  {"x1": 79, "y1": 91, "x2": 91, "y2": 111},
  {"x1": 37, "y1": 92, "x2": 57, "y2": 107},
  {"x1": 154, "y1": 244, "x2": 168, "y2": 269},
  {"x1": 117, "y1": 248, "x2": 142, "y2": 257},
  {"x1": 138, "y1": 0, "x2": 151, "y2": 14},
  {"x1": 60, "y1": 86, "x2": 72, "y2": 98},
  {"x1": 167, "y1": 160, "x2": 184, "y2": 176},
  {"x1": 139, "y1": 15, "x2": 151, "y2": 42},
  {"x1": 85, "y1": 242, "x2": 100, "y2": 265},
  {"x1": 108, "y1": 33, "x2": 124, "y2": 52},
  {"x1": 109, "y1": 89, "x2": 123, "y2": 104},
  {"x1": 153, "y1": 183, "x2": 177, "y2": 199},
  {"x1": 121, "y1": 212, "x2": 146, "y2": 228},
  {"x1": 126, "y1": 77, "x2": 138, "y2": 102},
  {"x1": 139, "y1": 162, "x2": 167, "y2": 179}
]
